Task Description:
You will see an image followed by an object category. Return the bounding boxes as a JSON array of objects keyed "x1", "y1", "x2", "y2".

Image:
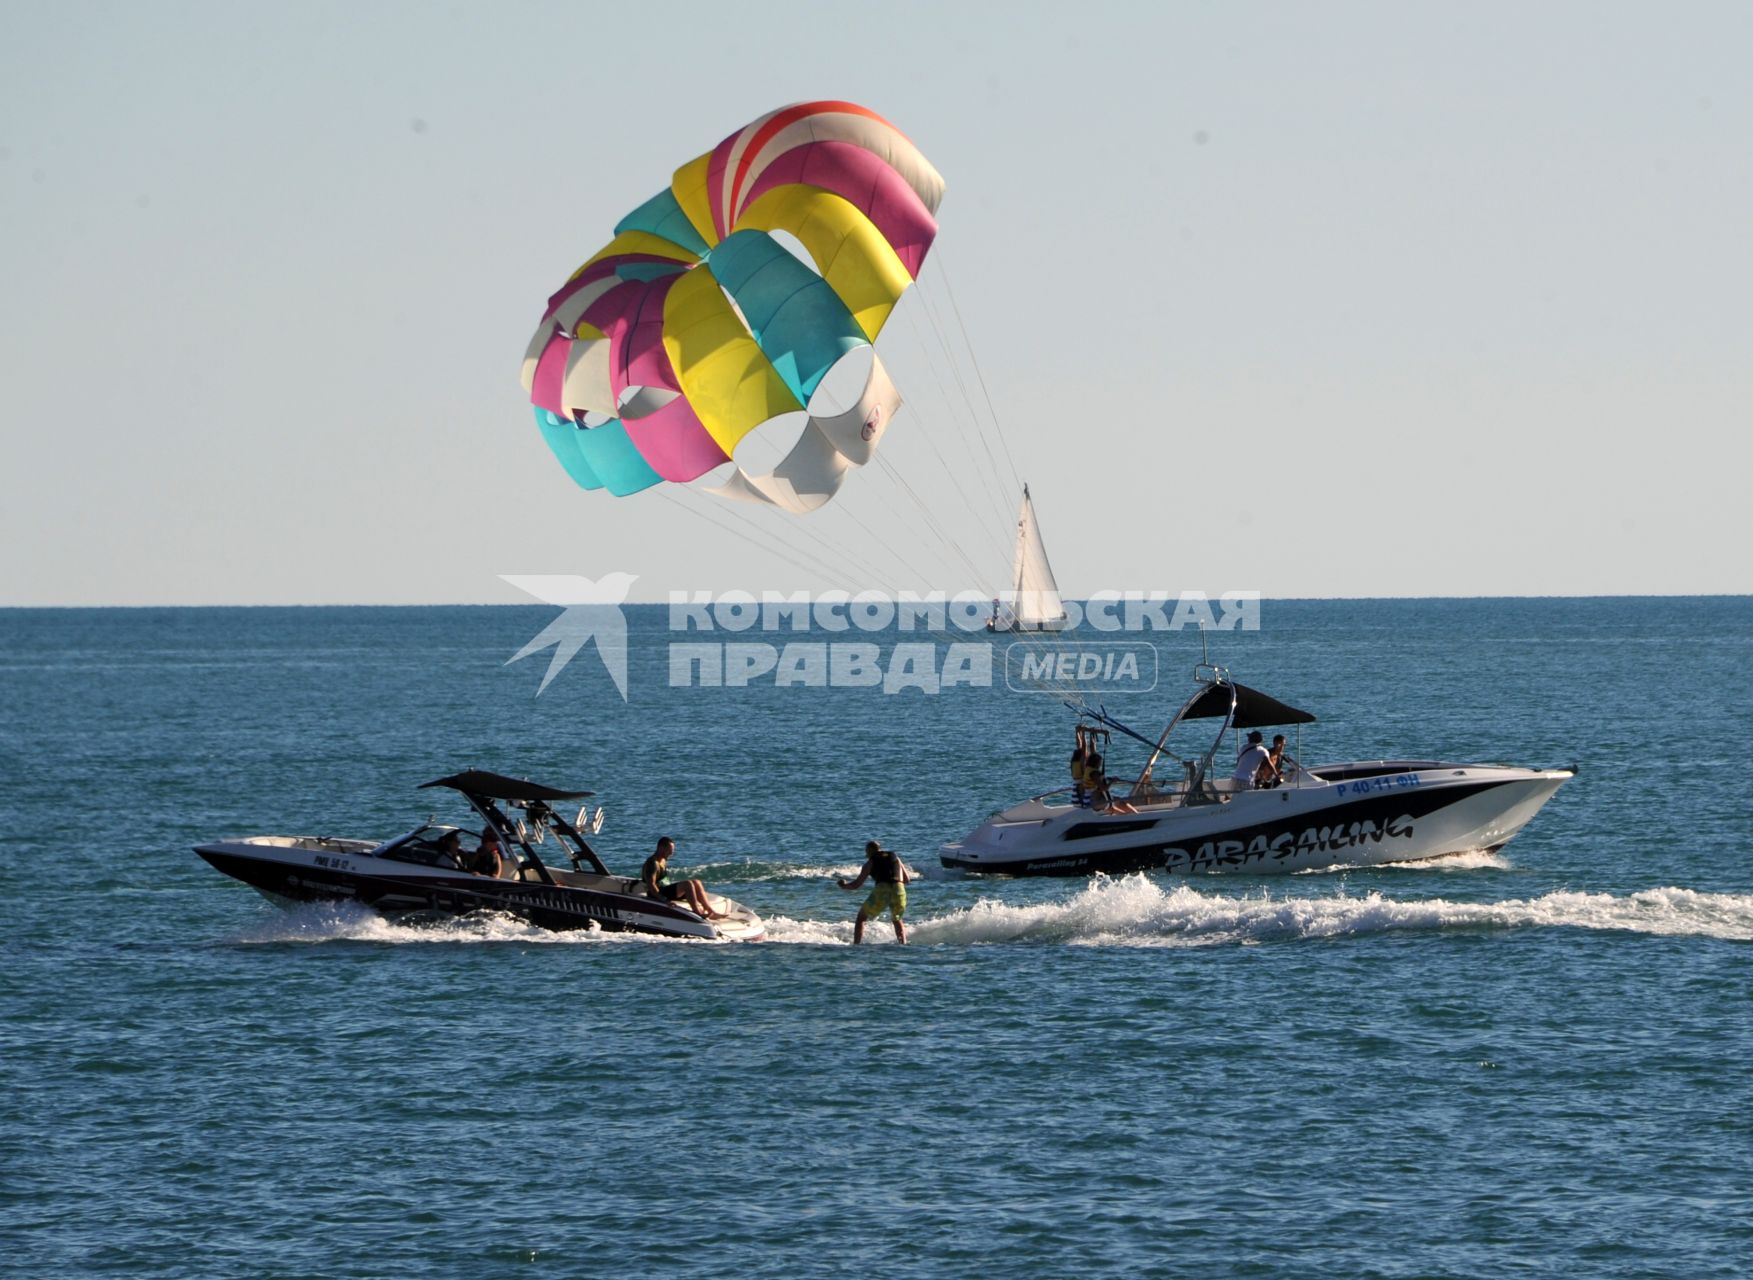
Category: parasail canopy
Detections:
[{"x1": 520, "y1": 101, "x2": 943, "y2": 514}]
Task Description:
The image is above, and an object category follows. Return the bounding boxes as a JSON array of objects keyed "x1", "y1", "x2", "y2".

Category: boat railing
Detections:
[
  {"x1": 1028, "y1": 785, "x2": 1081, "y2": 809},
  {"x1": 1026, "y1": 783, "x2": 1195, "y2": 814}
]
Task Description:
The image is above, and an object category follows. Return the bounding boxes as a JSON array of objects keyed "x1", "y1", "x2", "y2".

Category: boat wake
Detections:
[
  {"x1": 233, "y1": 901, "x2": 703, "y2": 946},
  {"x1": 1298, "y1": 848, "x2": 1513, "y2": 875},
  {"x1": 230, "y1": 877, "x2": 1753, "y2": 949},
  {"x1": 770, "y1": 877, "x2": 1753, "y2": 947}
]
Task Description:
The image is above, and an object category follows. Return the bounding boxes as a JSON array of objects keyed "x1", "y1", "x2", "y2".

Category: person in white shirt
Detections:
[{"x1": 1231, "y1": 731, "x2": 1271, "y2": 790}]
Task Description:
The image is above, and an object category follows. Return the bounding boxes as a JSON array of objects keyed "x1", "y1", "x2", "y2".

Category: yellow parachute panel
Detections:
[
  {"x1": 662, "y1": 267, "x2": 803, "y2": 454},
  {"x1": 669, "y1": 152, "x2": 720, "y2": 252},
  {"x1": 734, "y1": 185, "x2": 912, "y2": 341}
]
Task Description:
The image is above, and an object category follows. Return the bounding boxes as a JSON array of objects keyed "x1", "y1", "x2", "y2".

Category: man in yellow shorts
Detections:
[{"x1": 839, "y1": 840, "x2": 914, "y2": 945}]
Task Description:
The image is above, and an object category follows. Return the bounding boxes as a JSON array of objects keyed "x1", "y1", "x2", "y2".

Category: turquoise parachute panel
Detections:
[
  {"x1": 571, "y1": 418, "x2": 664, "y2": 496},
  {"x1": 615, "y1": 261, "x2": 691, "y2": 283},
  {"x1": 708, "y1": 230, "x2": 868, "y2": 403},
  {"x1": 615, "y1": 189, "x2": 711, "y2": 258},
  {"x1": 535, "y1": 408, "x2": 604, "y2": 491}
]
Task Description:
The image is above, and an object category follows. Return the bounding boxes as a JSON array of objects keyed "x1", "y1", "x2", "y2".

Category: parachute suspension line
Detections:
[
  {"x1": 820, "y1": 466, "x2": 960, "y2": 589},
  {"x1": 871, "y1": 454, "x2": 1001, "y2": 595},
  {"x1": 897, "y1": 315, "x2": 1100, "y2": 697},
  {"x1": 905, "y1": 257, "x2": 1091, "y2": 698},
  {"x1": 709, "y1": 444, "x2": 1045, "y2": 660},
  {"x1": 661, "y1": 498, "x2": 1006, "y2": 666},
  {"x1": 683, "y1": 475, "x2": 1038, "y2": 665},
  {"x1": 664, "y1": 481, "x2": 961, "y2": 624},
  {"x1": 894, "y1": 301, "x2": 1095, "y2": 697},
  {"x1": 898, "y1": 276, "x2": 1014, "y2": 521},
  {"x1": 878, "y1": 391, "x2": 1011, "y2": 571},
  {"x1": 664, "y1": 492, "x2": 1089, "y2": 700},
  {"x1": 727, "y1": 500, "x2": 916, "y2": 599},
  {"x1": 931, "y1": 247, "x2": 1025, "y2": 498},
  {"x1": 904, "y1": 295, "x2": 1098, "y2": 700},
  {"x1": 911, "y1": 270, "x2": 1017, "y2": 508},
  {"x1": 655, "y1": 491, "x2": 860, "y2": 595},
  {"x1": 830, "y1": 498, "x2": 945, "y2": 595},
  {"x1": 905, "y1": 280, "x2": 1018, "y2": 539},
  {"x1": 793, "y1": 474, "x2": 971, "y2": 594},
  {"x1": 895, "y1": 311, "x2": 1019, "y2": 573}
]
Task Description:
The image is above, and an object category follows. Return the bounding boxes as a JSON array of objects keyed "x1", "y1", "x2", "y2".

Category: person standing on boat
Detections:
[
  {"x1": 641, "y1": 837, "x2": 722, "y2": 919},
  {"x1": 839, "y1": 840, "x2": 913, "y2": 944},
  {"x1": 1232, "y1": 731, "x2": 1272, "y2": 790},
  {"x1": 1071, "y1": 726, "x2": 1091, "y2": 807},
  {"x1": 1255, "y1": 735, "x2": 1288, "y2": 789}
]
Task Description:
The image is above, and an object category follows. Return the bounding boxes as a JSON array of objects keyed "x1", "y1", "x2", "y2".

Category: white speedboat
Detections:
[
  {"x1": 941, "y1": 665, "x2": 1573, "y2": 876},
  {"x1": 987, "y1": 484, "x2": 1068, "y2": 632},
  {"x1": 196, "y1": 770, "x2": 765, "y2": 941}
]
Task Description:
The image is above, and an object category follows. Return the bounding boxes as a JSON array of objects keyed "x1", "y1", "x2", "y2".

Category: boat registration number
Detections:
[
  {"x1": 1333, "y1": 773, "x2": 1420, "y2": 797},
  {"x1": 313, "y1": 854, "x2": 353, "y2": 871}
]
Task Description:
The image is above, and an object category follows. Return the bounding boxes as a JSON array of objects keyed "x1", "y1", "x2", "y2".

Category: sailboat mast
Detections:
[{"x1": 1011, "y1": 484, "x2": 1031, "y2": 609}]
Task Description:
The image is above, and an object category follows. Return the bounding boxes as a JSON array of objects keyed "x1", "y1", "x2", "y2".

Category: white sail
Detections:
[{"x1": 1010, "y1": 485, "x2": 1066, "y2": 629}]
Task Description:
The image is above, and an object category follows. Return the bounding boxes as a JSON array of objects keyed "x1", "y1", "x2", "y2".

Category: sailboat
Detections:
[{"x1": 987, "y1": 485, "x2": 1068, "y2": 633}]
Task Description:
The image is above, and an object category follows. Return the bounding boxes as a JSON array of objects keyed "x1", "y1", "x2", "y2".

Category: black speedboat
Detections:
[{"x1": 195, "y1": 770, "x2": 765, "y2": 940}]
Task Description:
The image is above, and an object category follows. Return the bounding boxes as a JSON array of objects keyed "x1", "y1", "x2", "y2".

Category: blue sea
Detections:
[{"x1": 3, "y1": 598, "x2": 1751, "y2": 1277}]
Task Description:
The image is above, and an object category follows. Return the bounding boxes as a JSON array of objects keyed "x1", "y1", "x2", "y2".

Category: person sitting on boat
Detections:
[
  {"x1": 839, "y1": 840, "x2": 913, "y2": 944},
  {"x1": 640, "y1": 837, "x2": 723, "y2": 919},
  {"x1": 1085, "y1": 753, "x2": 1139, "y2": 815},
  {"x1": 1232, "y1": 731, "x2": 1272, "y2": 790},
  {"x1": 471, "y1": 827, "x2": 505, "y2": 878},
  {"x1": 435, "y1": 830, "x2": 468, "y2": 870}
]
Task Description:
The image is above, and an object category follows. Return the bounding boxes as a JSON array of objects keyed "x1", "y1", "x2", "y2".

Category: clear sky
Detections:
[{"x1": 3, "y1": 0, "x2": 1748, "y2": 605}]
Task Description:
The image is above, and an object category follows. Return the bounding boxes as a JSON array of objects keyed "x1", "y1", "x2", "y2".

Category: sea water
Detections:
[{"x1": 2, "y1": 599, "x2": 1750, "y2": 1277}]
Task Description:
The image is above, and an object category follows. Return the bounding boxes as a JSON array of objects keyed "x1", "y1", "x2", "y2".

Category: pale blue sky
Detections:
[{"x1": 2, "y1": 0, "x2": 1747, "y2": 604}]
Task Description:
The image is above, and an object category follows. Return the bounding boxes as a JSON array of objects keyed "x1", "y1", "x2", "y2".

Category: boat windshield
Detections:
[{"x1": 375, "y1": 824, "x2": 471, "y2": 868}]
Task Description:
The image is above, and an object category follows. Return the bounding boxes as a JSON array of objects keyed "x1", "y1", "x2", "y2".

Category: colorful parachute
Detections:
[{"x1": 519, "y1": 101, "x2": 943, "y2": 514}]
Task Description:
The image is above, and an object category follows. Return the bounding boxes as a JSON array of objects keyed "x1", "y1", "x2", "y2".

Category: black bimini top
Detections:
[
  {"x1": 418, "y1": 770, "x2": 594, "y2": 802},
  {"x1": 1182, "y1": 681, "x2": 1316, "y2": 728}
]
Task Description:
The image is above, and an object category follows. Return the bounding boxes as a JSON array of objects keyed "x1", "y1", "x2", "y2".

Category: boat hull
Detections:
[
  {"x1": 195, "y1": 842, "x2": 763, "y2": 940},
  {"x1": 940, "y1": 765, "x2": 1572, "y2": 877}
]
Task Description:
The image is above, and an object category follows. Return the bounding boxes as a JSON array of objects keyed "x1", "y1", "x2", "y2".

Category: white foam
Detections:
[
  {"x1": 1297, "y1": 848, "x2": 1513, "y2": 875},
  {"x1": 759, "y1": 915, "x2": 857, "y2": 945},
  {"x1": 230, "y1": 880, "x2": 1753, "y2": 950},
  {"x1": 907, "y1": 877, "x2": 1753, "y2": 948},
  {"x1": 233, "y1": 901, "x2": 706, "y2": 945}
]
